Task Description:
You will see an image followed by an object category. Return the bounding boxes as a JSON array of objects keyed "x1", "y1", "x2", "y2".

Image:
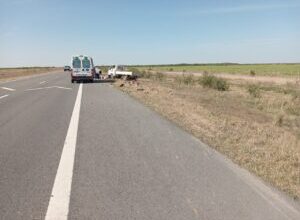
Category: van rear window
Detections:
[
  {"x1": 82, "y1": 57, "x2": 91, "y2": 68},
  {"x1": 72, "y1": 57, "x2": 81, "y2": 68}
]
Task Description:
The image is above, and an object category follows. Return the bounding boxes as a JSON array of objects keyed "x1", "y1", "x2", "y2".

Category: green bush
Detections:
[
  {"x1": 183, "y1": 74, "x2": 195, "y2": 85},
  {"x1": 248, "y1": 84, "x2": 261, "y2": 98},
  {"x1": 214, "y1": 79, "x2": 229, "y2": 91},
  {"x1": 174, "y1": 74, "x2": 195, "y2": 85},
  {"x1": 250, "y1": 70, "x2": 256, "y2": 76},
  {"x1": 199, "y1": 73, "x2": 229, "y2": 91},
  {"x1": 200, "y1": 74, "x2": 215, "y2": 87}
]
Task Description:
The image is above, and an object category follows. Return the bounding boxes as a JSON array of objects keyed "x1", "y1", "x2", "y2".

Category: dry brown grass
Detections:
[
  {"x1": 0, "y1": 67, "x2": 61, "y2": 81},
  {"x1": 116, "y1": 73, "x2": 300, "y2": 199}
]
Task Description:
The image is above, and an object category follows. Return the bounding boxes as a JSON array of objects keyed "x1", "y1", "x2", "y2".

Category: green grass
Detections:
[
  {"x1": 175, "y1": 74, "x2": 196, "y2": 85},
  {"x1": 199, "y1": 74, "x2": 230, "y2": 91},
  {"x1": 133, "y1": 63, "x2": 300, "y2": 77}
]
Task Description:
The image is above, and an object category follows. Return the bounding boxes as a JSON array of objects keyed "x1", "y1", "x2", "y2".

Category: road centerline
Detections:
[
  {"x1": 0, "y1": 94, "x2": 9, "y2": 100},
  {"x1": 1, "y1": 86, "x2": 15, "y2": 91},
  {"x1": 45, "y1": 83, "x2": 82, "y2": 220},
  {"x1": 26, "y1": 86, "x2": 72, "y2": 91}
]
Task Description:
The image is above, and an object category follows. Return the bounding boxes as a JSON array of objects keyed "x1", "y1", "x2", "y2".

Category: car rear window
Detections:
[
  {"x1": 82, "y1": 57, "x2": 91, "y2": 69},
  {"x1": 72, "y1": 57, "x2": 81, "y2": 68},
  {"x1": 117, "y1": 66, "x2": 124, "y2": 71}
]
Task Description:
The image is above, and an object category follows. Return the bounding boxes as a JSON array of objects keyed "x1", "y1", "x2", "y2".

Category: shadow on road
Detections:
[
  {"x1": 77, "y1": 79, "x2": 115, "y2": 84},
  {"x1": 93, "y1": 79, "x2": 115, "y2": 83}
]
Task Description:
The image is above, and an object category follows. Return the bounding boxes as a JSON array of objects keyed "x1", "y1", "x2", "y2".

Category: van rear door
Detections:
[
  {"x1": 81, "y1": 57, "x2": 92, "y2": 77},
  {"x1": 72, "y1": 57, "x2": 82, "y2": 77}
]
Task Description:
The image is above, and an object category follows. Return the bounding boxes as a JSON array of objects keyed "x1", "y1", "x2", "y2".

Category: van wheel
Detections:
[{"x1": 71, "y1": 79, "x2": 74, "y2": 83}]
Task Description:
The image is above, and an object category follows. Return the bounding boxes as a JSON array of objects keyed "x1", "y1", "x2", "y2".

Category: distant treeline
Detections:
[
  {"x1": 96, "y1": 63, "x2": 300, "y2": 69},
  {"x1": 130, "y1": 63, "x2": 300, "y2": 67}
]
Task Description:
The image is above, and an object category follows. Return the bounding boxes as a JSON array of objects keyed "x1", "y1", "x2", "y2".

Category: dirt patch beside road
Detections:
[{"x1": 116, "y1": 73, "x2": 300, "y2": 199}]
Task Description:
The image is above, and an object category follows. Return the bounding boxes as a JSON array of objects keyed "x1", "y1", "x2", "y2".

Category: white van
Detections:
[{"x1": 71, "y1": 55, "x2": 95, "y2": 83}]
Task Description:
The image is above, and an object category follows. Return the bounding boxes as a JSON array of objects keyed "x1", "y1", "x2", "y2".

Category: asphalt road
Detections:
[{"x1": 0, "y1": 72, "x2": 299, "y2": 220}]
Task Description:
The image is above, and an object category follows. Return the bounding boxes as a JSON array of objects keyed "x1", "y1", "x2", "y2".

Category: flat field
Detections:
[{"x1": 135, "y1": 63, "x2": 300, "y2": 77}]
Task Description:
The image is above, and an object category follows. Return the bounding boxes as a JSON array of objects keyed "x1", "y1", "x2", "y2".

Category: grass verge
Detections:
[
  {"x1": 0, "y1": 67, "x2": 60, "y2": 81},
  {"x1": 134, "y1": 63, "x2": 300, "y2": 77}
]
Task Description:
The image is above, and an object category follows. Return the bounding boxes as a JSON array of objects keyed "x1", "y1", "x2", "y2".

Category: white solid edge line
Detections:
[
  {"x1": 1, "y1": 87, "x2": 15, "y2": 91},
  {"x1": 0, "y1": 94, "x2": 9, "y2": 100},
  {"x1": 45, "y1": 83, "x2": 83, "y2": 220}
]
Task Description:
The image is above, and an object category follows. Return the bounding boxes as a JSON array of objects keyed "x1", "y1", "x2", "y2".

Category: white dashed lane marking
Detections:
[
  {"x1": 0, "y1": 94, "x2": 9, "y2": 100},
  {"x1": 1, "y1": 87, "x2": 15, "y2": 91},
  {"x1": 25, "y1": 86, "x2": 72, "y2": 91}
]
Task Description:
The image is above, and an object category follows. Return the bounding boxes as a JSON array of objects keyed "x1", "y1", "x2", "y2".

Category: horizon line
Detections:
[{"x1": 1, "y1": 62, "x2": 300, "y2": 68}]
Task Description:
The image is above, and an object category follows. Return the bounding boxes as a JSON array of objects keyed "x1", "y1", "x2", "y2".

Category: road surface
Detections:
[{"x1": 0, "y1": 72, "x2": 299, "y2": 220}]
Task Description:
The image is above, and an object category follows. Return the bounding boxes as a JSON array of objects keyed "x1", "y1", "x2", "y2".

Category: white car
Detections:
[
  {"x1": 108, "y1": 65, "x2": 133, "y2": 78},
  {"x1": 71, "y1": 55, "x2": 96, "y2": 83}
]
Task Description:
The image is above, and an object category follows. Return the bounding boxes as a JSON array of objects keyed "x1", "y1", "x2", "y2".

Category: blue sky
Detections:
[{"x1": 0, "y1": 0, "x2": 299, "y2": 67}]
